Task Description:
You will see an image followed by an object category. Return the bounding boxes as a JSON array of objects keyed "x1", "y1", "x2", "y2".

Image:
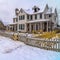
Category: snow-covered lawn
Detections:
[{"x1": 0, "y1": 36, "x2": 60, "y2": 60}]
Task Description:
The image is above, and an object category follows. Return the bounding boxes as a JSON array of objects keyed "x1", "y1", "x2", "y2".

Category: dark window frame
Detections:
[
  {"x1": 40, "y1": 13, "x2": 42, "y2": 19},
  {"x1": 16, "y1": 18, "x2": 18, "y2": 22},
  {"x1": 23, "y1": 15, "x2": 25, "y2": 20},
  {"x1": 30, "y1": 15, "x2": 33, "y2": 20},
  {"x1": 27, "y1": 15, "x2": 29, "y2": 20},
  {"x1": 49, "y1": 14, "x2": 52, "y2": 18},
  {"x1": 35, "y1": 14, "x2": 37, "y2": 19},
  {"x1": 13, "y1": 18, "x2": 15, "y2": 23},
  {"x1": 19, "y1": 24, "x2": 25, "y2": 30}
]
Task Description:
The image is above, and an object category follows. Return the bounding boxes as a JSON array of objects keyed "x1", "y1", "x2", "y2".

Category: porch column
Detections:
[
  {"x1": 38, "y1": 23, "x2": 39, "y2": 30},
  {"x1": 30, "y1": 23, "x2": 31, "y2": 32},
  {"x1": 34, "y1": 23, "x2": 36, "y2": 31},
  {"x1": 40, "y1": 22, "x2": 42, "y2": 30},
  {"x1": 43, "y1": 22, "x2": 44, "y2": 31},
  {"x1": 47, "y1": 21, "x2": 48, "y2": 32},
  {"x1": 14, "y1": 25, "x2": 16, "y2": 32}
]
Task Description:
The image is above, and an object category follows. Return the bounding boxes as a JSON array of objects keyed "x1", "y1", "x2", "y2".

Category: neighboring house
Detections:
[
  {"x1": 7, "y1": 4, "x2": 58, "y2": 32},
  {"x1": 0, "y1": 21, "x2": 6, "y2": 30}
]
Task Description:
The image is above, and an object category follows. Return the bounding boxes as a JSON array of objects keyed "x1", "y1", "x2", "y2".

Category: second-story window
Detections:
[
  {"x1": 13, "y1": 18, "x2": 15, "y2": 23},
  {"x1": 30, "y1": 15, "x2": 33, "y2": 20},
  {"x1": 35, "y1": 14, "x2": 37, "y2": 19},
  {"x1": 19, "y1": 15, "x2": 25, "y2": 20},
  {"x1": 21, "y1": 16, "x2": 22, "y2": 20},
  {"x1": 27, "y1": 15, "x2": 29, "y2": 20},
  {"x1": 49, "y1": 14, "x2": 52, "y2": 18},
  {"x1": 40, "y1": 13, "x2": 42, "y2": 19},
  {"x1": 23, "y1": 15, "x2": 25, "y2": 20},
  {"x1": 16, "y1": 18, "x2": 18, "y2": 22}
]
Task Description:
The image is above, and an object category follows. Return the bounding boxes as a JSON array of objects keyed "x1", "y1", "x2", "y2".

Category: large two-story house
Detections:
[{"x1": 7, "y1": 4, "x2": 57, "y2": 33}]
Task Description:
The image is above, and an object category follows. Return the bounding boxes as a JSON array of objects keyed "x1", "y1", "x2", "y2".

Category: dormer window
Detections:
[
  {"x1": 34, "y1": 8, "x2": 37, "y2": 12},
  {"x1": 32, "y1": 6, "x2": 40, "y2": 12}
]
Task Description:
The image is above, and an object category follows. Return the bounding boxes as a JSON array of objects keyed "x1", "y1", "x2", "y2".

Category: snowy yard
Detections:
[{"x1": 0, "y1": 36, "x2": 60, "y2": 60}]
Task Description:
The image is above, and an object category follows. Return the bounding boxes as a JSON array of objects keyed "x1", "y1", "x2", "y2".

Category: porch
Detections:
[
  {"x1": 26, "y1": 21, "x2": 52, "y2": 33},
  {"x1": 7, "y1": 24, "x2": 18, "y2": 32}
]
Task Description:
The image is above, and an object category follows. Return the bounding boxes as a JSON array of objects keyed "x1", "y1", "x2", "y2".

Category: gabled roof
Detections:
[
  {"x1": 17, "y1": 4, "x2": 56, "y2": 15},
  {"x1": 45, "y1": 7, "x2": 55, "y2": 14}
]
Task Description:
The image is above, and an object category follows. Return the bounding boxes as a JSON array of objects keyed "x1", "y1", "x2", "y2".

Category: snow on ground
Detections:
[{"x1": 0, "y1": 36, "x2": 60, "y2": 60}]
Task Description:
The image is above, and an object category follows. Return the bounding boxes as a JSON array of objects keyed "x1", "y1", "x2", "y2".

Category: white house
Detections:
[{"x1": 7, "y1": 4, "x2": 58, "y2": 33}]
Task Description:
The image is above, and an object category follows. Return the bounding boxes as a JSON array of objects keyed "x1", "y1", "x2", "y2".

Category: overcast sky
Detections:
[{"x1": 0, "y1": 0, "x2": 60, "y2": 25}]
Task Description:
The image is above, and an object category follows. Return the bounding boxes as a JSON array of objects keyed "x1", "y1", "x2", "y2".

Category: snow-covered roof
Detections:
[
  {"x1": 24, "y1": 4, "x2": 46, "y2": 14},
  {"x1": 14, "y1": 4, "x2": 56, "y2": 16},
  {"x1": 18, "y1": 4, "x2": 56, "y2": 15}
]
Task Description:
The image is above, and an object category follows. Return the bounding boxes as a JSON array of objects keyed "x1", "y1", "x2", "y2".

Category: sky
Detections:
[{"x1": 0, "y1": 0, "x2": 60, "y2": 25}]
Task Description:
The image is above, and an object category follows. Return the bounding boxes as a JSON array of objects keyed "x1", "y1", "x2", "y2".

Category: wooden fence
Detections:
[
  {"x1": 19, "y1": 35, "x2": 60, "y2": 52},
  {"x1": 0, "y1": 31, "x2": 60, "y2": 52}
]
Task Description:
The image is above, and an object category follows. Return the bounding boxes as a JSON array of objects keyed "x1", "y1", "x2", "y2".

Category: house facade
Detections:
[{"x1": 8, "y1": 4, "x2": 57, "y2": 33}]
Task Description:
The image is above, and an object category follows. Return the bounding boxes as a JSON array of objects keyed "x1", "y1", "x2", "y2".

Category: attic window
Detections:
[
  {"x1": 34, "y1": 8, "x2": 37, "y2": 12},
  {"x1": 32, "y1": 6, "x2": 40, "y2": 12},
  {"x1": 49, "y1": 14, "x2": 52, "y2": 17}
]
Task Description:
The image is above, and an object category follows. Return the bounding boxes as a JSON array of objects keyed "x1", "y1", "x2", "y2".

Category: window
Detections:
[
  {"x1": 21, "y1": 24, "x2": 22, "y2": 29},
  {"x1": 23, "y1": 15, "x2": 25, "y2": 20},
  {"x1": 35, "y1": 14, "x2": 37, "y2": 19},
  {"x1": 16, "y1": 18, "x2": 18, "y2": 22},
  {"x1": 49, "y1": 14, "x2": 51, "y2": 18},
  {"x1": 13, "y1": 19, "x2": 15, "y2": 23},
  {"x1": 13, "y1": 18, "x2": 15, "y2": 23},
  {"x1": 40, "y1": 13, "x2": 42, "y2": 19},
  {"x1": 27, "y1": 15, "x2": 29, "y2": 20},
  {"x1": 19, "y1": 15, "x2": 25, "y2": 20},
  {"x1": 19, "y1": 24, "x2": 21, "y2": 29},
  {"x1": 30, "y1": 15, "x2": 33, "y2": 20},
  {"x1": 34, "y1": 8, "x2": 37, "y2": 12},
  {"x1": 19, "y1": 24, "x2": 25, "y2": 30},
  {"x1": 21, "y1": 16, "x2": 22, "y2": 20},
  {"x1": 22, "y1": 24, "x2": 25, "y2": 30}
]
